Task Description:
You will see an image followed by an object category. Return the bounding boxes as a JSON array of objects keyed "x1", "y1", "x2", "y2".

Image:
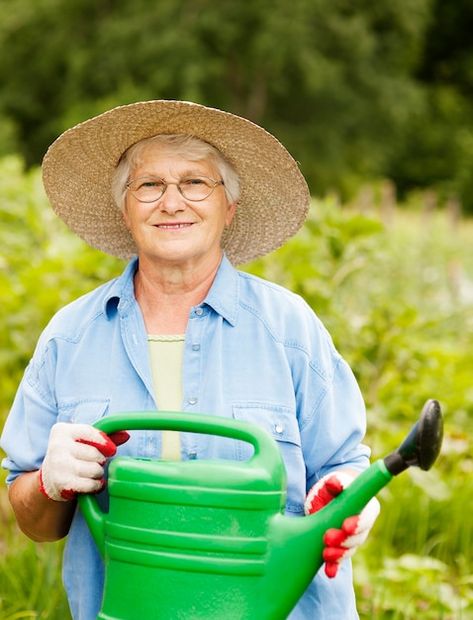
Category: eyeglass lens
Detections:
[{"x1": 128, "y1": 177, "x2": 222, "y2": 202}]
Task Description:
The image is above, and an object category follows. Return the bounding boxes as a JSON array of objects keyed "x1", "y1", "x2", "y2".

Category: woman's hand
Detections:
[
  {"x1": 304, "y1": 471, "x2": 380, "y2": 578},
  {"x1": 39, "y1": 423, "x2": 129, "y2": 501}
]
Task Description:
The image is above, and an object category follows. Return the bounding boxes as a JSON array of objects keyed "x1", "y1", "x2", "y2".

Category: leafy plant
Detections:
[
  {"x1": 0, "y1": 158, "x2": 472, "y2": 618},
  {"x1": 248, "y1": 196, "x2": 473, "y2": 619}
]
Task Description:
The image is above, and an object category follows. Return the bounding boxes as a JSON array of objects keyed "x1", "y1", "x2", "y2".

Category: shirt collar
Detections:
[
  {"x1": 103, "y1": 254, "x2": 239, "y2": 326},
  {"x1": 203, "y1": 254, "x2": 239, "y2": 326},
  {"x1": 103, "y1": 257, "x2": 138, "y2": 319}
]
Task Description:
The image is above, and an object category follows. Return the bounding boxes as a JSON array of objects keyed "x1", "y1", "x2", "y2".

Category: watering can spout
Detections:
[
  {"x1": 261, "y1": 399, "x2": 444, "y2": 617},
  {"x1": 260, "y1": 459, "x2": 394, "y2": 617},
  {"x1": 78, "y1": 400, "x2": 442, "y2": 620}
]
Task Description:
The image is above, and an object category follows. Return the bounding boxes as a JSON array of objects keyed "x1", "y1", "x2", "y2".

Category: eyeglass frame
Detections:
[{"x1": 125, "y1": 175, "x2": 225, "y2": 203}]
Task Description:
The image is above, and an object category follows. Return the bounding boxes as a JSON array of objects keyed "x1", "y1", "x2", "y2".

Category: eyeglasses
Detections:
[{"x1": 126, "y1": 175, "x2": 225, "y2": 203}]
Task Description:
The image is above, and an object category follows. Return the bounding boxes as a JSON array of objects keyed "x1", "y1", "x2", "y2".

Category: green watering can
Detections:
[{"x1": 78, "y1": 399, "x2": 443, "y2": 620}]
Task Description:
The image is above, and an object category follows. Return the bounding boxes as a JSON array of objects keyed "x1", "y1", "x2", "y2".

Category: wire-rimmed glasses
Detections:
[{"x1": 126, "y1": 176, "x2": 225, "y2": 203}]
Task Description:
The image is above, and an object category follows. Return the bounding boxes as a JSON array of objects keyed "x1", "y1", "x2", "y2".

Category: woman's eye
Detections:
[
  {"x1": 140, "y1": 180, "x2": 163, "y2": 189},
  {"x1": 184, "y1": 178, "x2": 207, "y2": 186}
]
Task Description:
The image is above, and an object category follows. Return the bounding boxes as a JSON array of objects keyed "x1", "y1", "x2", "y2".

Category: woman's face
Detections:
[{"x1": 123, "y1": 147, "x2": 236, "y2": 270}]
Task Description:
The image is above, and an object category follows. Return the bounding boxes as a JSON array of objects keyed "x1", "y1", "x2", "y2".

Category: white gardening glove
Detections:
[
  {"x1": 39, "y1": 422, "x2": 129, "y2": 501},
  {"x1": 304, "y1": 471, "x2": 380, "y2": 578}
]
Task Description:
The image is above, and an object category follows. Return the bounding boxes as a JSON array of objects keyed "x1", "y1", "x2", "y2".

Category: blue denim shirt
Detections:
[{"x1": 1, "y1": 255, "x2": 369, "y2": 619}]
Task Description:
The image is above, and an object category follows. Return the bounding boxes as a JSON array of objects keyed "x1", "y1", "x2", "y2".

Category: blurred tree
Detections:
[
  {"x1": 3, "y1": 0, "x2": 471, "y2": 210},
  {"x1": 0, "y1": 1, "x2": 430, "y2": 175},
  {"x1": 419, "y1": 0, "x2": 473, "y2": 96},
  {"x1": 388, "y1": 0, "x2": 473, "y2": 211}
]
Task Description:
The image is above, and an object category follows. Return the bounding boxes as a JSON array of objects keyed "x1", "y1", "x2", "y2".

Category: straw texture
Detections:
[{"x1": 42, "y1": 100, "x2": 310, "y2": 265}]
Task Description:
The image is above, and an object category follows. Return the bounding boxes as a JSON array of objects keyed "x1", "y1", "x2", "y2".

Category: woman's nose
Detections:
[{"x1": 158, "y1": 183, "x2": 185, "y2": 213}]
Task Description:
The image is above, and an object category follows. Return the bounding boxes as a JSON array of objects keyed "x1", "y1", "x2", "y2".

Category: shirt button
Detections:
[
  {"x1": 192, "y1": 344, "x2": 200, "y2": 351},
  {"x1": 188, "y1": 397, "x2": 198, "y2": 405},
  {"x1": 275, "y1": 424, "x2": 284, "y2": 435},
  {"x1": 195, "y1": 308, "x2": 204, "y2": 316}
]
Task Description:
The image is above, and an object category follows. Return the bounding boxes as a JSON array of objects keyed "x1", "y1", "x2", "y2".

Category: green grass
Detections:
[{"x1": 0, "y1": 470, "x2": 69, "y2": 618}]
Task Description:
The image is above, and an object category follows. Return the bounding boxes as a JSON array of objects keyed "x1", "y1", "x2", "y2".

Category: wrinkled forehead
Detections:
[
  {"x1": 130, "y1": 147, "x2": 220, "y2": 179},
  {"x1": 124, "y1": 134, "x2": 225, "y2": 168}
]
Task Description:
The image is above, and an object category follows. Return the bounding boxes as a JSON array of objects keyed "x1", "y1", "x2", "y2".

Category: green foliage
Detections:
[
  {"x1": 0, "y1": 536, "x2": 68, "y2": 618},
  {"x1": 0, "y1": 0, "x2": 445, "y2": 202},
  {"x1": 0, "y1": 464, "x2": 69, "y2": 617},
  {"x1": 389, "y1": 83, "x2": 473, "y2": 213},
  {"x1": 249, "y1": 198, "x2": 473, "y2": 618},
  {"x1": 3, "y1": 0, "x2": 473, "y2": 208},
  {"x1": 0, "y1": 156, "x2": 123, "y2": 420},
  {"x1": 0, "y1": 157, "x2": 472, "y2": 617}
]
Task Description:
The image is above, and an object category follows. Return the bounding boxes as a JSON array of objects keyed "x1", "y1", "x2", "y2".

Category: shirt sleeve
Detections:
[
  {"x1": 1, "y1": 342, "x2": 58, "y2": 484},
  {"x1": 290, "y1": 303, "x2": 371, "y2": 491}
]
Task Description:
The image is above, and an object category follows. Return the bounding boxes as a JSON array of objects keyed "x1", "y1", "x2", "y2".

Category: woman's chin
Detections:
[{"x1": 140, "y1": 242, "x2": 221, "y2": 268}]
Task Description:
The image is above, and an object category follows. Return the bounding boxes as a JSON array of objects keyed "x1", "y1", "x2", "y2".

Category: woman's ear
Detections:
[
  {"x1": 121, "y1": 201, "x2": 131, "y2": 229},
  {"x1": 225, "y1": 201, "x2": 237, "y2": 227}
]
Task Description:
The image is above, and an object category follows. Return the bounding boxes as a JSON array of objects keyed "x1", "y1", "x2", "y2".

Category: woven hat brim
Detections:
[{"x1": 42, "y1": 100, "x2": 310, "y2": 265}]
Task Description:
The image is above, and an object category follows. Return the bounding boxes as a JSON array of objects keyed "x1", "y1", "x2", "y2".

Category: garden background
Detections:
[{"x1": 0, "y1": 1, "x2": 472, "y2": 618}]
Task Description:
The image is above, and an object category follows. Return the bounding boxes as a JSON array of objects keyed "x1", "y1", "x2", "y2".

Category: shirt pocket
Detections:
[
  {"x1": 57, "y1": 399, "x2": 110, "y2": 425},
  {"x1": 231, "y1": 403, "x2": 306, "y2": 515},
  {"x1": 232, "y1": 403, "x2": 301, "y2": 460}
]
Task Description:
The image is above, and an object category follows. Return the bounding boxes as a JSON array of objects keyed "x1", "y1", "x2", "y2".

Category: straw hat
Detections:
[{"x1": 42, "y1": 100, "x2": 310, "y2": 265}]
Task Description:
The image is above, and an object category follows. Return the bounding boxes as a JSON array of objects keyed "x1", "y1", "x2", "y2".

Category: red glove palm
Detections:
[
  {"x1": 39, "y1": 423, "x2": 129, "y2": 501},
  {"x1": 304, "y1": 471, "x2": 380, "y2": 578}
]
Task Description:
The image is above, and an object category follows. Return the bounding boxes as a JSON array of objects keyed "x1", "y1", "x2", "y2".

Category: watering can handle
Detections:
[
  {"x1": 90, "y1": 410, "x2": 282, "y2": 467},
  {"x1": 78, "y1": 411, "x2": 284, "y2": 555}
]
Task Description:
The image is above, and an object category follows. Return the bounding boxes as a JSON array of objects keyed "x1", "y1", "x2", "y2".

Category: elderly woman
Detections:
[{"x1": 1, "y1": 101, "x2": 378, "y2": 619}]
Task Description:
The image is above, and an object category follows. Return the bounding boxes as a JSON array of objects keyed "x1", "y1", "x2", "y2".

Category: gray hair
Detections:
[{"x1": 111, "y1": 134, "x2": 240, "y2": 210}]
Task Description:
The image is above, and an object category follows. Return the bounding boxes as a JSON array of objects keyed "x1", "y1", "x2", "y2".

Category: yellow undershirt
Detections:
[{"x1": 148, "y1": 334, "x2": 185, "y2": 460}]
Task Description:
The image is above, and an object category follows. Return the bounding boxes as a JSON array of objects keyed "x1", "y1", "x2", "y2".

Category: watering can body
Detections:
[{"x1": 78, "y1": 412, "x2": 393, "y2": 620}]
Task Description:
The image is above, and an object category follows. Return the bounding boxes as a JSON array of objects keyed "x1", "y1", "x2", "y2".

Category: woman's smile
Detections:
[{"x1": 153, "y1": 221, "x2": 195, "y2": 231}]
